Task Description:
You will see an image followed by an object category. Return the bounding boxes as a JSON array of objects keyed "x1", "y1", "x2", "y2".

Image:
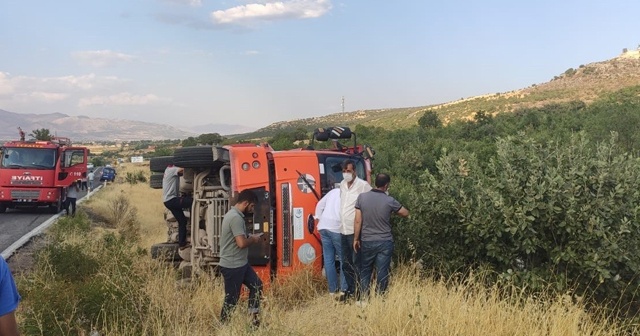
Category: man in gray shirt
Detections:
[
  {"x1": 353, "y1": 173, "x2": 409, "y2": 303},
  {"x1": 219, "y1": 189, "x2": 264, "y2": 326},
  {"x1": 162, "y1": 165, "x2": 193, "y2": 250}
]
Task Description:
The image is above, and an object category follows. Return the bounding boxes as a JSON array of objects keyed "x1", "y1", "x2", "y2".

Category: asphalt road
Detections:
[{"x1": 0, "y1": 167, "x2": 104, "y2": 253}]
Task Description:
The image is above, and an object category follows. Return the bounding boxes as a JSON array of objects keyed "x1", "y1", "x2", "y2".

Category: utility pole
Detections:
[{"x1": 341, "y1": 96, "x2": 345, "y2": 113}]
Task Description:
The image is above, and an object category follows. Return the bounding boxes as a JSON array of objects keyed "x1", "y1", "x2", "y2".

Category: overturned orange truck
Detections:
[{"x1": 150, "y1": 127, "x2": 374, "y2": 285}]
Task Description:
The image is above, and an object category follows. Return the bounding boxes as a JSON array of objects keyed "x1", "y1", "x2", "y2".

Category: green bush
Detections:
[
  {"x1": 394, "y1": 132, "x2": 640, "y2": 310},
  {"x1": 125, "y1": 170, "x2": 147, "y2": 184}
]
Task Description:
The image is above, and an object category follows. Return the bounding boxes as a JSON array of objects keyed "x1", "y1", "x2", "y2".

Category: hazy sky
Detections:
[{"x1": 1, "y1": 0, "x2": 639, "y2": 129}]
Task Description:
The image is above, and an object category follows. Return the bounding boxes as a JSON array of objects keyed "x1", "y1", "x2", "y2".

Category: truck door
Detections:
[{"x1": 57, "y1": 147, "x2": 87, "y2": 186}]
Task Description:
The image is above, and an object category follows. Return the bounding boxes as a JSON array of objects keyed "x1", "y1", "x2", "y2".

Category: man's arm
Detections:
[
  {"x1": 0, "y1": 311, "x2": 19, "y2": 336},
  {"x1": 396, "y1": 206, "x2": 409, "y2": 218},
  {"x1": 314, "y1": 192, "x2": 329, "y2": 220},
  {"x1": 234, "y1": 234, "x2": 262, "y2": 249},
  {"x1": 353, "y1": 208, "x2": 362, "y2": 252}
]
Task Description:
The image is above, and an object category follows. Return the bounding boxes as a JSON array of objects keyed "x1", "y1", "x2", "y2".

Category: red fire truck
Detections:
[
  {"x1": 150, "y1": 126, "x2": 375, "y2": 285},
  {"x1": 0, "y1": 136, "x2": 88, "y2": 213}
]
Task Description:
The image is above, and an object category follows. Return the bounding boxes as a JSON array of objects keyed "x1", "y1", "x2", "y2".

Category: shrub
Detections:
[
  {"x1": 20, "y1": 228, "x2": 148, "y2": 335},
  {"x1": 125, "y1": 170, "x2": 147, "y2": 184},
  {"x1": 394, "y1": 132, "x2": 640, "y2": 311},
  {"x1": 108, "y1": 194, "x2": 141, "y2": 242}
]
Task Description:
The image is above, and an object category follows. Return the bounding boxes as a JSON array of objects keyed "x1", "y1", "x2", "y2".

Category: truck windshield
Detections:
[
  {"x1": 1, "y1": 148, "x2": 57, "y2": 169},
  {"x1": 322, "y1": 156, "x2": 366, "y2": 193}
]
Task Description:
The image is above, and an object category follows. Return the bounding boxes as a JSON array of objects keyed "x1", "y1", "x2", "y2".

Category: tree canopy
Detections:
[{"x1": 29, "y1": 128, "x2": 52, "y2": 141}]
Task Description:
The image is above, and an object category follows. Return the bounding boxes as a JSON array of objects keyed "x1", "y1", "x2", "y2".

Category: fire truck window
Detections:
[{"x1": 66, "y1": 150, "x2": 85, "y2": 167}]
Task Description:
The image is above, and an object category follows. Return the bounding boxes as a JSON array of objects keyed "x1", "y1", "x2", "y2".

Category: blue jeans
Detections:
[
  {"x1": 341, "y1": 234, "x2": 361, "y2": 297},
  {"x1": 359, "y1": 240, "x2": 394, "y2": 299},
  {"x1": 220, "y1": 263, "x2": 263, "y2": 322},
  {"x1": 320, "y1": 230, "x2": 347, "y2": 293}
]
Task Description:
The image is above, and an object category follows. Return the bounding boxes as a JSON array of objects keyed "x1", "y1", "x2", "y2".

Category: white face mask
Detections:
[{"x1": 342, "y1": 172, "x2": 354, "y2": 183}]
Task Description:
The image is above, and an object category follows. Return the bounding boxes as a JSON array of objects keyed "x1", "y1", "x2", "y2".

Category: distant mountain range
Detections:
[{"x1": 0, "y1": 109, "x2": 255, "y2": 141}]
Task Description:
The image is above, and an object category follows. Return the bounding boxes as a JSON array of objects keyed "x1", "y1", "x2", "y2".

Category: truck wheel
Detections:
[
  {"x1": 49, "y1": 198, "x2": 63, "y2": 214},
  {"x1": 149, "y1": 174, "x2": 164, "y2": 189},
  {"x1": 174, "y1": 146, "x2": 227, "y2": 168},
  {"x1": 150, "y1": 242, "x2": 181, "y2": 262},
  {"x1": 0, "y1": 204, "x2": 6, "y2": 213},
  {"x1": 150, "y1": 156, "x2": 174, "y2": 173}
]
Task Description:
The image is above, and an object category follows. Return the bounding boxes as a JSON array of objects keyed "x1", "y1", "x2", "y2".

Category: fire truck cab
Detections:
[
  {"x1": 0, "y1": 137, "x2": 88, "y2": 213},
  {"x1": 152, "y1": 127, "x2": 374, "y2": 285}
]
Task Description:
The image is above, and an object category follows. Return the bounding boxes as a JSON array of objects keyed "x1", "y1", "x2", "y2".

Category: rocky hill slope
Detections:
[{"x1": 237, "y1": 49, "x2": 640, "y2": 139}]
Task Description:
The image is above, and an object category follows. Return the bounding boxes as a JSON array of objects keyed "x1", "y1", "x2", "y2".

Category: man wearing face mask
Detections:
[
  {"x1": 338, "y1": 159, "x2": 372, "y2": 301},
  {"x1": 219, "y1": 190, "x2": 264, "y2": 327},
  {"x1": 353, "y1": 173, "x2": 409, "y2": 306}
]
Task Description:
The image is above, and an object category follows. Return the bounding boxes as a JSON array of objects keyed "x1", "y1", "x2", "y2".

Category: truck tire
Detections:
[
  {"x1": 174, "y1": 146, "x2": 225, "y2": 168},
  {"x1": 149, "y1": 174, "x2": 164, "y2": 189},
  {"x1": 49, "y1": 197, "x2": 63, "y2": 214},
  {"x1": 150, "y1": 242, "x2": 181, "y2": 262},
  {"x1": 150, "y1": 156, "x2": 174, "y2": 173}
]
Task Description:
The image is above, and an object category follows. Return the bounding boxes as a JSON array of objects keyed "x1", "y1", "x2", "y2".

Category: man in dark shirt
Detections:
[{"x1": 353, "y1": 173, "x2": 409, "y2": 304}]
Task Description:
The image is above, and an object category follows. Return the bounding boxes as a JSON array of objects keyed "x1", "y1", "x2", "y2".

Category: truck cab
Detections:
[
  {"x1": 0, "y1": 137, "x2": 88, "y2": 213},
  {"x1": 151, "y1": 127, "x2": 374, "y2": 285}
]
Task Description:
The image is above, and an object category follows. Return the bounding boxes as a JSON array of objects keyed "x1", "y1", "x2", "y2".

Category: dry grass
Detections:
[
  {"x1": 85, "y1": 164, "x2": 166, "y2": 249},
  {"x1": 42, "y1": 164, "x2": 634, "y2": 335}
]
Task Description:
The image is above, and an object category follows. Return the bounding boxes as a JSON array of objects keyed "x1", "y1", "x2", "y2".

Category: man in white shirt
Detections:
[
  {"x1": 315, "y1": 184, "x2": 347, "y2": 296},
  {"x1": 339, "y1": 159, "x2": 371, "y2": 300},
  {"x1": 87, "y1": 170, "x2": 95, "y2": 191}
]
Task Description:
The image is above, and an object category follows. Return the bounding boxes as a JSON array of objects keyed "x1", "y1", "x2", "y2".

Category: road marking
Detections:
[{"x1": 1, "y1": 184, "x2": 104, "y2": 260}]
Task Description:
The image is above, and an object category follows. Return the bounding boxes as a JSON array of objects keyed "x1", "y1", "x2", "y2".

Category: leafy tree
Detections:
[
  {"x1": 181, "y1": 137, "x2": 197, "y2": 147},
  {"x1": 91, "y1": 157, "x2": 106, "y2": 167},
  {"x1": 197, "y1": 133, "x2": 224, "y2": 145},
  {"x1": 30, "y1": 128, "x2": 52, "y2": 141},
  {"x1": 418, "y1": 110, "x2": 442, "y2": 129},
  {"x1": 151, "y1": 147, "x2": 173, "y2": 157}
]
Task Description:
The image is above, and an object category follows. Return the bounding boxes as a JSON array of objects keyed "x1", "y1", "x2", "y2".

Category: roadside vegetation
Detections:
[
  {"x1": 11, "y1": 85, "x2": 640, "y2": 334},
  {"x1": 13, "y1": 167, "x2": 633, "y2": 335}
]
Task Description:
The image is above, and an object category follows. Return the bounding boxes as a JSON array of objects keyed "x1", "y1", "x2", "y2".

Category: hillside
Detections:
[{"x1": 236, "y1": 49, "x2": 640, "y2": 139}]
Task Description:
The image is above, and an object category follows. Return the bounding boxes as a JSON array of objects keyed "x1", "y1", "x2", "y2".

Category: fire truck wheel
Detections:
[
  {"x1": 150, "y1": 242, "x2": 181, "y2": 262},
  {"x1": 0, "y1": 204, "x2": 6, "y2": 213},
  {"x1": 49, "y1": 198, "x2": 63, "y2": 214},
  {"x1": 173, "y1": 146, "x2": 219, "y2": 168},
  {"x1": 150, "y1": 156, "x2": 174, "y2": 173},
  {"x1": 149, "y1": 174, "x2": 164, "y2": 189}
]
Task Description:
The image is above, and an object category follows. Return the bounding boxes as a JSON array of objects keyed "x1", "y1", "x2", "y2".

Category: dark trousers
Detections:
[
  {"x1": 65, "y1": 197, "x2": 77, "y2": 216},
  {"x1": 359, "y1": 240, "x2": 394, "y2": 299},
  {"x1": 81, "y1": 181, "x2": 87, "y2": 190},
  {"x1": 163, "y1": 196, "x2": 193, "y2": 247},
  {"x1": 220, "y1": 263, "x2": 263, "y2": 322},
  {"x1": 341, "y1": 233, "x2": 361, "y2": 298}
]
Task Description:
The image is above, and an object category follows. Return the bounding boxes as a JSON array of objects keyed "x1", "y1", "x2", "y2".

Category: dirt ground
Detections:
[{"x1": 6, "y1": 235, "x2": 48, "y2": 276}]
